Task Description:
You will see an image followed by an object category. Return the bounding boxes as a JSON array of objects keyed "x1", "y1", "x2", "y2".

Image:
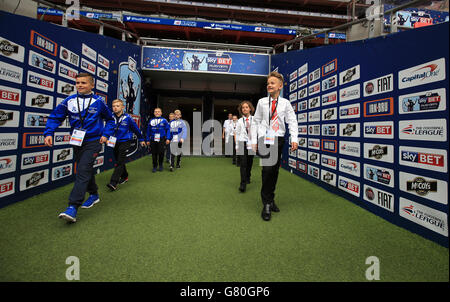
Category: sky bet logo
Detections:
[
  {"x1": 29, "y1": 74, "x2": 54, "y2": 89},
  {"x1": 401, "y1": 151, "x2": 444, "y2": 167}
]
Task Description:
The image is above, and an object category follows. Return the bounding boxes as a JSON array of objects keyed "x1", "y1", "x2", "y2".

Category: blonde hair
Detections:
[
  {"x1": 112, "y1": 99, "x2": 124, "y2": 105},
  {"x1": 267, "y1": 71, "x2": 284, "y2": 83},
  {"x1": 174, "y1": 109, "x2": 181, "y2": 115}
]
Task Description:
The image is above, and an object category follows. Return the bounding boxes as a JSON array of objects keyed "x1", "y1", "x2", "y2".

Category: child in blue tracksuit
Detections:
[
  {"x1": 44, "y1": 72, "x2": 115, "y2": 223},
  {"x1": 106, "y1": 99, "x2": 146, "y2": 191},
  {"x1": 168, "y1": 109, "x2": 187, "y2": 171},
  {"x1": 146, "y1": 107, "x2": 171, "y2": 172}
]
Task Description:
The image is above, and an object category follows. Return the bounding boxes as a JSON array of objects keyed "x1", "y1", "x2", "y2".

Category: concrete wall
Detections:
[{"x1": 0, "y1": 0, "x2": 37, "y2": 19}]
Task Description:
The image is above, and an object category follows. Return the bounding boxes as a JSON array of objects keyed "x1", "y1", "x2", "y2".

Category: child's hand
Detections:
[{"x1": 166, "y1": 139, "x2": 170, "y2": 145}]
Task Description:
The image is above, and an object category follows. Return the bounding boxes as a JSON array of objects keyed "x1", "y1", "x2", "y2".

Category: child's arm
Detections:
[{"x1": 128, "y1": 116, "x2": 144, "y2": 142}]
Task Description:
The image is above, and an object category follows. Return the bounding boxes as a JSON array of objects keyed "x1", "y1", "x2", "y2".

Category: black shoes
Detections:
[
  {"x1": 106, "y1": 183, "x2": 117, "y2": 191},
  {"x1": 261, "y1": 204, "x2": 272, "y2": 221},
  {"x1": 170, "y1": 166, "x2": 174, "y2": 172},
  {"x1": 239, "y1": 183, "x2": 246, "y2": 193},
  {"x1": 261, "y1": 202, "x2": 280, "y2": 221},
  {"x1": 176, "y1": 164, "x2": 181, "y2": 169},
  {"x1": 270, "y1": 202, "x2": 280, "y2": 213}
]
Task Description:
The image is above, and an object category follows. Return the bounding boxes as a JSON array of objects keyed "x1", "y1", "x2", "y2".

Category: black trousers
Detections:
[
  {"x1": 150, "y1": 139, "x2": 166, "y2": 168},
  {"x1": 238, "y1": 142, "x2": 254, "y2": 185},
  {"x1": 260, "y1": 137, "x2": 285, "y2": 205},
  {"x1": 110, "y1": 140, "x2": 132, "y2": 185},
  {"x1": 69, "y1": 139, "x2": 102, "y2": 208},
  {"x1": 170, "y1": 141, "x2": 183, "y2": 167}
]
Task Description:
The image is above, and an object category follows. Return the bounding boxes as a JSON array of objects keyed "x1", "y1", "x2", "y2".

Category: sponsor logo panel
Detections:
[
  {"x1": 339, "y1": 64, "x2": 360, "y2": 85},
  {"x1": 0, "y1": 177, "x2": 15, "y2": 198},
  {"x1": 338, "y1": 175, "x2": 360, "y2": 197},
  {"x1": 30, "y1": 30, "x2": 57, "y2": 56},
  {"x1": 0, "y1": 155, "x2": 17, "y2": 175},
  {"x1": 399, "y1": 146, "x2": 447, "y2": 173},
  {"x1": 322, "y1": 123, "x2": 337, "y2": 136},
  {"x1": 21, "y1": 150, "x2": 50, "y2": 170},
  {"x1": 52, "y1": 147, "x2": 73, "y2": 163},
  {"x1": 399, "y1": 88, "x2": 446, "y2": 114},
  {"x1": 60, "y1": 45, "x2": 80, "y2": 67},
  {"x1": 0, "y1": 61, "x2": 23, "y2": 84},
  {"x1": 364, "y1": 143, "x2": 394, "y2": 163},
  {"x1": 321, "y1": 169, "x2": 336, "y2": 186},
  {"x1": 399, "y1": 197, "x2": 448, "y2": 237},
  {"x1": 25, "y1": 91, "x2": 53, "y2": 110},
  {"x1": 27, "y1": 70, "x2": 54, "y2": 92},
  {"x1": 0, "y1": 109, "x2": 20, "y2": 127},
  {"x1": 322, "y1": 139, "x2": 337, "y2": 153},
  {"x1": 339, "y1": 158, "x2": 360, "y2": 177},
  {"x1": 28, "y1": 50, "x2": 56, "y2": 74},
  {"x1": 363, "y1": 185, "x2": 394, "y2": 212},
  {"x1": 399, "y1": 171, "x2": 447, "y2": 205},
  {"x1": 322, "y1": 74, "x2": 337, "y2": 92},
  {"x1": 322, "y1": 59, "x2": 337, "y2": 77},
  {"x1": 398, "y1": 58, "x2": 446, "y2": 89},
  {"x1": 82, "y1": 43, "x2": 97, "y2": 62},
  {"x1": 0, "y1": 36, "x2": 25, "y2": 62},
  {"x1": 339, "y1": 83, "x2": 360, "y2": 103},
  {"x1": 22, "y1": 132, "x2": 45, "y2": 148},
  {"x1": 339, "y1": 140, "x2": 360, "y2": 157},
  {"x1": 19, "y1": 169, "x2": 49, "y2": 191},
  {"x1": 363, "y1": 74, "x2": 393, "y2": 97},
  {"x1": 24, "y1": 112, "x2": 49, "y2": 128},
  {"x1": 0, "y1": 85, "x2": 21, "y2": 106},
  {"x1": 364, "y1": 163, "x2": 394, "y2": 188},
  {"x1": 363, "y1": 121, "x2": 394, "y2": 139},
  {"x1": 322, "y1": 90, "x2": 337, "y2": 107},
  {"x1": 0, "y1": 133, "x2": 18, "y2": 151},
  {"x1": 399, "y1": 118, "x2": 446, "y2": 141},
  {"x1": 322, "y1": 107, "x2": 337, "y2": 121},
  {"x1": 52, "y1": 163, "x2": 73, "y2": 181},
  {"x1": 308, "y1": 164, "x2": 320, "y2": 179},
  {"x1": 320, "y1": 154, "x2": 337, "y2": 170},
  {"x1": 363, "y1": 97, "x2": 394, "y2": 117},
  {"x1": 339, "y1": 103, "x2": 360, "y2": 119},
  {"x1": 339, "y1": 122, "x2": 360, "y2": 137}
]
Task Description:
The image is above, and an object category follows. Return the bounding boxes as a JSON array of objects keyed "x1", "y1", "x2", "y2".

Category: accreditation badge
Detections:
[
  {"x1": 154, "y1": 133, "x2": 161, "y2": 142},
  {"x1": 107, "y1": 136, "x2": 117, "y2": 148},
  {"x1": 70, "y1": 129, "x2": 86, "y2": 146},
  {"x1": 264, "y1": 129, "x2": 275, "y2": 145}
]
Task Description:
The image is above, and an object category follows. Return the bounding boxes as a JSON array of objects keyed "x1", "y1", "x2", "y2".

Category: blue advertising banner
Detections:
[
  {"x1": 123, "y1": 15, "x2": 296, "y2": 36},
  {"x1": 273, "y1": 22, "x2": 449, "y2": 247},
  {"x1": 142, "y1": 47, "x2": 270, "y2": 76},
  {"x1": 37, "y1": 8, "x2": 296, "y2": 36}
]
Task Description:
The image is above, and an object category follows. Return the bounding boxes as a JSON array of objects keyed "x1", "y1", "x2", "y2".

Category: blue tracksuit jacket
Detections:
[
  {"x1": 108, "y1": 113, "x2": 144, "y2": 142},
  {"x1": 44, "y1": 93, "x2": 114, "y2": 142},
  {"x1": 146, "y1": 117, "x2": 171, "y2": 142},
  {"x1": 169, "y1": 119, "x2": 187, "y2": 141}
]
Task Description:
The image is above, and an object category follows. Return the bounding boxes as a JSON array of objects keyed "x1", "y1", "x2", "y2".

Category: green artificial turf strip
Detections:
[{"x1": 0, "y1": 156, "x2": 448, "y2": 282}]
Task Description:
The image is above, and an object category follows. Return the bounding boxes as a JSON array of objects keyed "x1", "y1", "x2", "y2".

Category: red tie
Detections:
[
  {"x1": 271, "y1": 99, "x2": 279, "y2": 132},
  {"x1": 246, "y1": 117, "x2": 251, "y2": 140}
]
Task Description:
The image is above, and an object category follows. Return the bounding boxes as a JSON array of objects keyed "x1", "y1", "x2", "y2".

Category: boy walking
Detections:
[
  {"x1": 168, "y1": 109, "x2": 187, "y2": 171},
  {"x1": 146, "y1": 108, "x2": 171, "y2": 172},
  {"x1": 106, "y1": 99, "x2": 146, "y2": 191},
  {"x1": 251, "y1": 71, "x2": 298, "y2": 221},
  {"x1": 44, "y1": 73, "x2": 115, "y2": 223}
]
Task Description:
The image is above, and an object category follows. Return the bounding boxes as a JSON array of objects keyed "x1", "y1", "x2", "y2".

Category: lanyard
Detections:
[
  {"x1": 113, "y1": 114, "x2": 126, "y2": 136},
  {"x1": 243, "y1": 116, "x2": 252, "y2": 133},
  {"x1": 268, "y1": 96, "x2": 279, "y2": 121},
  {"x1": 76, "y1": 95, "x2": 93, "y2": 129}
]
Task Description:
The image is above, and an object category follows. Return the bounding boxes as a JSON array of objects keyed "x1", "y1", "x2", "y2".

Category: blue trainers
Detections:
[
  {"x1": 59, "y1": 206, "x2": 77, "y2": 223},
  {"x1": 81, "y1": 194, "x2": 100, "y2": 209}
]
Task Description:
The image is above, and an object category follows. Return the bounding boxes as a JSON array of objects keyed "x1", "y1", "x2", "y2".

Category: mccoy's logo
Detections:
[{"x1": 407, "y1": 177, "x2": 437, "y2": 196}]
